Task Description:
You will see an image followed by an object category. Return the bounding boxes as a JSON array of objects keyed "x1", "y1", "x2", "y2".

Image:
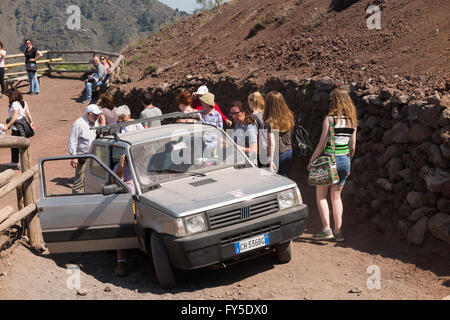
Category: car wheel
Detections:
[
  {"x1": 275, "y1": 241, "x2": 292, "y2": 263},
  {"x1": 150, "y1": 232, "x2": 177, "y2": 289}
]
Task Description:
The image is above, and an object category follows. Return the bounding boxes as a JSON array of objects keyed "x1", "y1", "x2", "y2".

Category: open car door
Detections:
[{"x1": 37, "y1": 155, "x2": 139, "y2": 253}]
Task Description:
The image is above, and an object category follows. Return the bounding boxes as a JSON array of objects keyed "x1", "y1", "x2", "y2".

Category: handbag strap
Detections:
[{"x1": 328, "y1": 117, "x2": 336, "y2": 161}]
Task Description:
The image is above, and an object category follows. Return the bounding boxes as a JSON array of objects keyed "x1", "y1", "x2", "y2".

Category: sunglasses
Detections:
[{"x1": 229, "y1": 111, "x2": 241, "y2": 116}]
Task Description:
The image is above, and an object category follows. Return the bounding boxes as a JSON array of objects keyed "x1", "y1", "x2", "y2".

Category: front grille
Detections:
[
  {"x1": 207, "y1": 196, "x2": 279, "y2": 230},
  {"x1": 220, "y1": 223, "x2": 281, "y2": 246}
]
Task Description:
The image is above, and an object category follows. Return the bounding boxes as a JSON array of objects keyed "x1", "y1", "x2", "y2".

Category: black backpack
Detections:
[{"x1": 292, "y1": 114, "x2": 311, "y2": 158}]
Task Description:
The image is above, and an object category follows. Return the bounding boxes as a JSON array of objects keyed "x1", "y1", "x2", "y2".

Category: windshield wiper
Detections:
[{"x1": 147, "y1": 169, "x2": 206, "y2": 177}]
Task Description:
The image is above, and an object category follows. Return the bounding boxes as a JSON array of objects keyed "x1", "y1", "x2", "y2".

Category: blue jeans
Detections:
[
  {"x1": 85, "y1": 74, "x2": 103, "y2": 101},
  {"x1": 27, "y1": 64, "x2": 39, "y2": 93},
  {"x1": 278, "y1": 149, "x2": 293, "y2": 177},
  {"x1": 335, "y1": 154, "x2": 351, "y2": 186}
]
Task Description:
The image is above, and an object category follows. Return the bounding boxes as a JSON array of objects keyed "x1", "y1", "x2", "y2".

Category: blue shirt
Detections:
[{"x1": 201, "y1": 109, "x2": 223, "y2": 128}]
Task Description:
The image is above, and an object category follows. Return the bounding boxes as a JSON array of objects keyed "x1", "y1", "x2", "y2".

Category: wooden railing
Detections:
[
  {"x1": 0, "y1": 136, "x2": 42, "y2": 251},
  {"x1": 4, "y1": 49, "x2": 125, "y2": 84}
]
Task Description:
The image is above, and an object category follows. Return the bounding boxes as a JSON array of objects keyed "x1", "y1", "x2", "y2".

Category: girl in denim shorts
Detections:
[{"x1": 307, "y1": 88, "x2": 358, "y2": 242}]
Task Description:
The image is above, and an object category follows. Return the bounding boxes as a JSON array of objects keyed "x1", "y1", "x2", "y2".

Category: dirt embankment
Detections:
[{"x1": 120, "y1": 0, "x2": 449, "y2": 92}]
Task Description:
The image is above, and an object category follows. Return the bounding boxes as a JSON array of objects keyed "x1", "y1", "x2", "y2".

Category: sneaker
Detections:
[
  {"x1": 334, "y1": 231, "x2": 345, "y2": 242},
  {"x1": 82, "y1": 100, "x2": 91, "y2": 104},
  {"x1": 7, "y1": 162, "x2": 19, "y2": 168},
  {"x1": 114, "y1": 262, "x2": 127, "y2": 277},
  {"x1": 313, "y1": 228, "x2": 334, "y2": 240}
]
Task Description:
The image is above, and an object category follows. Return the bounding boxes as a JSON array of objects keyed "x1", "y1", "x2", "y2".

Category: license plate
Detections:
[{"x1": 234, "y1": 233, "x2": 270, "y2": 255}]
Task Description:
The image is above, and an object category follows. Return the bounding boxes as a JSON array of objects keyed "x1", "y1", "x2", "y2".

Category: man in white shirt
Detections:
[
  {"x1": 68, "y1": 104, "x2": 102, "y2": 194},
  {"x1": 0, "y1": 41, "x2": 6, "y2": 98}
]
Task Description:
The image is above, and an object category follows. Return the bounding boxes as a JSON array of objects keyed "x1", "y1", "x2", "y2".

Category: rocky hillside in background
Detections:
[
  {"x1": 0, "y1": 0, "x2": 188, "y2": 54},
  {"x1": 122, "y1": 0, "x2": 449, "y2": 91}
]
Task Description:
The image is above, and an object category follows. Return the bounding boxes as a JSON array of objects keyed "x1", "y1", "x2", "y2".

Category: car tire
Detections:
[
  {"x1": 275, "y1": 241, "x2": 292, "y2": 263},
  {"x1": 150, "y1": 232, "x2": 177, "y2": 289}
]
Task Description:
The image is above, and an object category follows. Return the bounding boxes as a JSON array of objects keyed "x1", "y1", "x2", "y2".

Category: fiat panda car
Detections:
[{"x1": 38, "y1": 112, "x2": 308, "y2": 288}]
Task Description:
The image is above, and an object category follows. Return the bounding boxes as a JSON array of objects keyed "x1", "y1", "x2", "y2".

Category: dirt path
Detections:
[{"x1": 0, "y1": 77, "x2": 449, "y2": 300}]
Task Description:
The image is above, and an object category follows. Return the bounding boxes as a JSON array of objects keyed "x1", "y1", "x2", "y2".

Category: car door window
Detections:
[
  {"x1": 42, "y1": 157, "x2": 126, "y2": 197},
  {"x1": 90, "y1": 145, "x2": 108, "y2": 179}
]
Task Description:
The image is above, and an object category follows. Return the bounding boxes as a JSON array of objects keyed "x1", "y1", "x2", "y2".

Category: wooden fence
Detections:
[
  {"x1": 4, "y1": 50, "x2": 125, "y2": 84},
  {"x1": 0, "y1": 136, "x2": 42, "y2": 251}
]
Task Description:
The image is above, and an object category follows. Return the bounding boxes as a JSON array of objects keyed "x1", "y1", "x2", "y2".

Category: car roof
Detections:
[{"x1": 107, "y1": 123, "x2": 219, "y2": 145}]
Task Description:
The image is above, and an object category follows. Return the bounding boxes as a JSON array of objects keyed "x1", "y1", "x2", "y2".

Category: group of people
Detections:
[{"x1": 1, "y1": 51, "x2": 358, "y2": 275}]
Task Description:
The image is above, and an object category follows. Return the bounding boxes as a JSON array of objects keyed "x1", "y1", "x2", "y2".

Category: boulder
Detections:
[
  {"x1": 406, "y1": 191, "x2": 424, "y2": 208},
  {"x1": 418, "y1": 105, "x2": 441, "y2": 129},
  {"x1": 390, "y1": 94, "x2": 409, "y2": 105},
  {"x1": 383, "y1": 129, "x2": 394, "y2": 145},
  {"x1": 391, "y1": 122, "x2": 409, "y2": 144},
  {"x1": 379, "y1": 87, "x2": 395, "y2": 101},
  {"x1": 408, "y1": 208, "x2": 426, "y2": 222},
  {"x1": 387, "y1": 157, "x2": 405, "y2": 182},
  {"x1": 428, "y1": 213, "x2": 450, "y2": 243},
  {"x1": 440, "y1": 126, "x2": 450, "y2": 146},
  {"x1": 432, "y1": 129, "x2": 442, "y2": 145},
  {"x1": 441, "y1": 180, "x2": 450, "y2": 198},
  {"x1": 383, "y1": 145, "x2": 402, "y2": 164},
  {"x1": 420, "y1": 166, "x2": 450, "y2": 193},
  {"x1": 365, "y1": 116, "x2": 380, "y2": 129},
  {"x1": 427, "y1": 92, "x2": 441, "y2": 105},
  {"x1": 371, "y1": 127, "x2": 385, "y2": 142},
  {"x1": 440, "y1": 108, "x2": 450, "y2": 127},
  {"x1": 415, "y1": 143, "x2": 448, "y2": 169},
  {"x1": 373, "y1": 143, "x2": 386, "y2": 154},
  {"x1": 398, "y1": 168, "x2": 413, "y2": 183},
  {"x1": 407, "y1": 216, "x2": 429, "y2": 246},
  {"x1": 399, "y1": 202, "x2": 413, "y2": 219},
  {"x1": 408, "y1": 123, "x2": 433, "y2": 144},
  {"x1": 422, "y1": 193, "x2": 438, "y2": 206},
  {"x1": 437, "y1": 198, "x2": 450, "y2": 214},
  {"x1": 375, "y1": 178, "x2": 393, "y2": 192},
  {"x1": 398, "y1": 219, "x2": 413, "y2": 239},
  {"x1": 440, "y1": 144, "x2": 450, "y2": 161},
  {"x1": 408, "y1": 100, "x2": 427, "y2": 122}
]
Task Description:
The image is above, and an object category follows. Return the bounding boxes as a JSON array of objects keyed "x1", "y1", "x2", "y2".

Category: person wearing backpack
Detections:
[
  {"x1": 307, "y1": 88, "x2": 358, "y2": 242},
  {"x1": 263, "y1": 91, "x2": 295, "y2": 177}
]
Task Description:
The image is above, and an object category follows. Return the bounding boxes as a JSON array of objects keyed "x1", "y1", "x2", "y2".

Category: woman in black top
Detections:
[{"x1": 24, "y1": 39, "x2": 42, "y2": 94}]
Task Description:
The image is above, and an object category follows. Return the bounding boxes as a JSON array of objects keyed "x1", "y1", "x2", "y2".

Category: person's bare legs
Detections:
[
  {"x1": 330, "y1": 184, "x2": 344, "y2": 233},
  {"x1": 316, "y1": 185, "x2": 331, "y2": 230}
]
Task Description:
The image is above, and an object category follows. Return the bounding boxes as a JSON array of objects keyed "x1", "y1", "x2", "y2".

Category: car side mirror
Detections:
[{"x1": 102, "y1": 184, "x2": 123, "y2": 196}]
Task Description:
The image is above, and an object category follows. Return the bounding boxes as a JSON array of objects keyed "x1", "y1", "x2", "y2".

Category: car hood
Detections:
[{"x1": 139, "y1": 167, "x2": 297, "y2": 218}]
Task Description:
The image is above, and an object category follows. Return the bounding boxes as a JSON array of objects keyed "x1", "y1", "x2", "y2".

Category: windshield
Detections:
[{"x1": 131, "y1": 128, "x2": 250, "y2": 188}]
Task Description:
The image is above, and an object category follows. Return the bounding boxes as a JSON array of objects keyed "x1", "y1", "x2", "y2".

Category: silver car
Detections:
[{"x1": 38, "y1": 114, "x2": 308, "y2": 288}]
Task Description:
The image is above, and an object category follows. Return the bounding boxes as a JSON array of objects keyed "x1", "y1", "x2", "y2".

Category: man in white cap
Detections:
[
  {"x1": 68, "y1": 104, "x2": 102, "y2": 194},
  {"x1": 192, "y1": 85, "x2": 232, "y2": 126}
]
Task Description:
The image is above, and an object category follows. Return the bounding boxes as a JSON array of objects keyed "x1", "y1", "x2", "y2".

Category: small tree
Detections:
[{"x1": 196, "y1": 0, "x2": 225, "y2": 10}]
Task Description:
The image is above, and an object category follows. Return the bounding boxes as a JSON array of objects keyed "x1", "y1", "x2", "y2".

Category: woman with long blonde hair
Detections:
[
  {"x1": 263, "y1": 91, "x2": 295, "y2": 177},
  {"x1": 308, "y1": 88, "x2": 358, "y2": 242},
  {"x1": 248, "y1": 91, "x2": 265, "y2": 124}
]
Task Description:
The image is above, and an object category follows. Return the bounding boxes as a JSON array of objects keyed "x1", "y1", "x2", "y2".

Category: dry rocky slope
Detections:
[{"x1": 112, "y1": 0, "x2": 450, "y2": 248}]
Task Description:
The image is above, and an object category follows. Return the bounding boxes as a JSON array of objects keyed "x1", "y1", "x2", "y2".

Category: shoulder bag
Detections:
[{"x1": 308, "y1": 117, "x2": 339, "y2": 186}]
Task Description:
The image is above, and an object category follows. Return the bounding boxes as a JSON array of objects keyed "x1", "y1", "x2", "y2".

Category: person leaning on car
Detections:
[{"x1": 68, "y1": 104, "x2": 103, "y2": 194}]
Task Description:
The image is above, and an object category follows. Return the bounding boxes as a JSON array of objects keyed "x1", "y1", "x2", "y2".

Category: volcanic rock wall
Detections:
[{"x1": 112, "y1": 76, "x2": 450, "y2": 246}]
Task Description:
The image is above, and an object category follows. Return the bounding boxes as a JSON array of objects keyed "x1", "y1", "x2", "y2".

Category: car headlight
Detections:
[
  {"x1": 175, "y1": 213, "x2": 208, "y2": 237},
  {"x1": 278, "y1": 189, "x2": 298, "y2": 210}
]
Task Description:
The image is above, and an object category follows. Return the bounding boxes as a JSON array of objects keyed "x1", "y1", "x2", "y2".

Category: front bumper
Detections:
[{"x1": 162, "y1": 204, "x2": 308, "y2": 270}]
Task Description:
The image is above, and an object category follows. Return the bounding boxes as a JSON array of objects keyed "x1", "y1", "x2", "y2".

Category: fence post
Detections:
[{"x1": 20, "y1": 146, "x2": 43, "y2": 250}]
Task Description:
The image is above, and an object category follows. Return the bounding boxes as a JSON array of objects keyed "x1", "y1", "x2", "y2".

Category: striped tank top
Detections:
[{"x1": 324, "y1": 116, "x2": 355, "y2": 155}]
